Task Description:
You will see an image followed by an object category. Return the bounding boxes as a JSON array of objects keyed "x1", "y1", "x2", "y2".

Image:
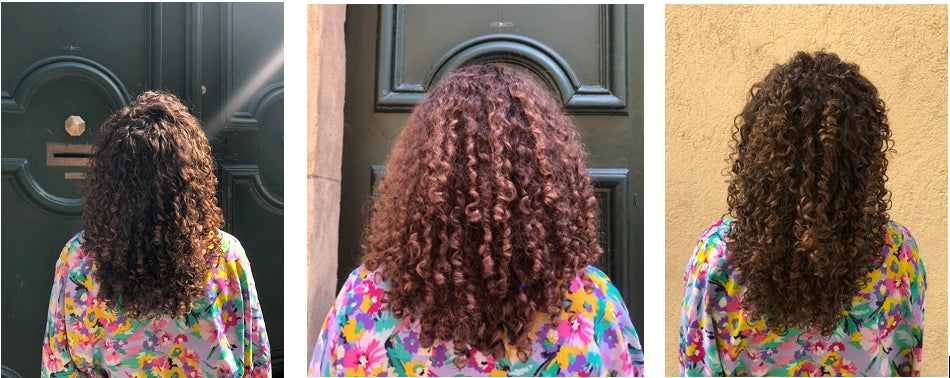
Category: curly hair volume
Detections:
[
  {"x1": 82, "y1": 91, "x2": 224, "y2": 319},
  {"x1": 726, "y1": 51, "x2": 893, "y2": 335},
  {"x1": 362, "y1": 63, "x2": 603, "y2": 360}
]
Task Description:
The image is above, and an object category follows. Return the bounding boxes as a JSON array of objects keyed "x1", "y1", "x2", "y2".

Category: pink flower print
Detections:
[
  {"x1": 150, "y1": 318, "x2": 169, "y2": 333},
  {"x1": 798, "y1": 361, "x2": 822, "y2": 376},
  {"x1": 342, "y1": 337, "x2": 387, "y2": 376},
  {"x1": 158, "y1": 332, "x2": 173, "y2": 346},
  {"x1": 213, "y1": 276, "x2": 230, "y2": 296},
  {"x1": 365, "y1": 286, "x2": 384, "y2": 314},
  {"x1": 557, "y1": 315, "x2": 593, "y2": 346},
  {"x1": 744, "y1": 348, "x2": 760, "y2": 361},
  {"x1": 43, "y1": 349, "x2": 64, "y2": 372},
  {"x1": 809, "y1": 341, "x2": 826, "y2": 355},
  {"x1": 152, "y1": 356, "x2": 171, "y2": 371},
  {"x1": 747, "y1": 327, "x2": 769, "y2": 345},
  {"x1": 356, "y1": 280, "x2": 384, "y2": 314},
  {"x1": 199, "y1": 319, "x2": 224, "y2": 341},
  {"x1": 748, "y1": 361, "x2": 769, "y2": 376},
  {"x1": 104, "y1": 351, "x2": 122, "y2": 366},
  {"x1": 618, "y1": 348, "x2": 634, "y2": 375},
  {"x1": 897, "y1": 244, "x2": 915, "y2": 263},
  {"x1": 174, "y1": 334, "x2": 189, "y2": 344},
  {"x1": 569, "y1": 277, "x2": 584, "y2": 293},
  {"x1": 222, "y1": 309, "x2": 239, "y2": 329},
  {"x1": 837, "y1": 359, "x2": 857, "y2": 376},
  {"x1": 685, "y1": 344, "x2": 705, "y2": 363},
  {"x1": 887, "y1": 273, "x2": 911, "y2": 298},
  {"x1": 828, "y1": 342, "x2": 845, "y2": 352},
  {"x1": 858, "y1": 328, "x2": 881, "y2": 353},
  {"x1": 686, "y1": 328, "x2": 704, "y2": 344},
  {"x1": 468, "y1": 349, "x2": 496, "y2": 373},
  {"x1": 77, "y1": 332, "x2": 97, "y2": 350}
]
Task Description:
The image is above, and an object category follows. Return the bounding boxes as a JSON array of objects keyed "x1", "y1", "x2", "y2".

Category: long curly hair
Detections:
[
  {"x1": 726, "y1": 51, "x2": 893, "y2": 334},
  {"x1": 362, "y1": 63, "x2": 603, "y2": 360},
  {"x1": 82, "y1": 91, "x2": 224, "y2": 319}
]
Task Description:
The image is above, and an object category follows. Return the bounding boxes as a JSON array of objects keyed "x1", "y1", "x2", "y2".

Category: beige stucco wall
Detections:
[
  {"x1": 666, "y1": 5, "x2": 948, "y2": 376},
  {"x1": 307, "y1": 4, "x2": 346, "y2": 365}
]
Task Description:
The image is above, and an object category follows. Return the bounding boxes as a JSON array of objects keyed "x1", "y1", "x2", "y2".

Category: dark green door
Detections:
[
  {"x1": 339, "y1": 4, "x2": 644, "y2": 341},
  {"x1": 1, "y1": 3, "x2": 284, "y2": 376}
]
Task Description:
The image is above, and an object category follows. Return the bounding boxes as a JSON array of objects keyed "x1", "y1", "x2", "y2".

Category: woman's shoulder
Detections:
[
  {"x1": 326, "y1": 265, "x2": 400, "y2": 332},
  {"x1": 577, "y1": 266, "x2": 634, "y2": 321},
  {"x1": 580, "y1": 266, "x2": 622, "y2": 299},
  {"x1": 700, "y1": 218, "x2": 734, "y2": 244},
  {"x1": 882, "y1": 220, "x2": 924, "y2": 274},
  {"x1": 57, "y1": 231, "x2": 92, "y2": 269},
  {"x1": 884, "y1": 220, "x2": 916, "y2": 248},
  {"x1": 688, "y1": 218, "x2": 734, "y2": 269},
  {"x1": 216, "y1": 230, "x2": 259, "y2": 271},
  {"x1": 340, "y1": 265, "x2": 389, "y2": 294}
]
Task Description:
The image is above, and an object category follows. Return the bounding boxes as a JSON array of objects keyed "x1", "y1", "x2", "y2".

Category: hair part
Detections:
[
  {"x1": 82, "y1": 90, "x2": 223, "y2": 319},
  {"x1": 362, "y1": 63, "x2": 602, "y2": 359},
  {"x1": 726, "y1": 51, "x2": 892, "y2": 334}
]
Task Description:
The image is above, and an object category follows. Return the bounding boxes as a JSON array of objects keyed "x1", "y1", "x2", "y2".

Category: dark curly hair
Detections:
[
  {"x1": 362, "y1": 63, "x2": 603, "y2": 360},
  {"x1": 726, "y1": 51, "x2": 893, "y2": 335},
  {"x1": 82, "y1": 90, "x2": 224, "y2": 319}
]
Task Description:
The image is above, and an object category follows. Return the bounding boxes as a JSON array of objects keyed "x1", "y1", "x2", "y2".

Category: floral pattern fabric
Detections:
[
  {"x1": 42, "y1": 231, "x2": 271, "y2": 377},
  {"x1": 310, "y1": 265, "x2": 643, "y2": 376},
  {"x1": 679, "y1": 218, "x2": 925, "y2": 376}
]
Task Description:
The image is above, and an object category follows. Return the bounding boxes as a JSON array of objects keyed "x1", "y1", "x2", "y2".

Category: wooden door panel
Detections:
[
  {"x1": 1, "y1": 3, "x2": 284, "y2": 376},
  {"x1": 341, "y1": 4, "x2": 644, "y2": 343},
  {"x1": 376, "y1": 4, "x2": 628, "y2": 114}
]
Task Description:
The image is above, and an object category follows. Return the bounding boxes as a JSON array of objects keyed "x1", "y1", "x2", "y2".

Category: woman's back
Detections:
[
  {"x1": 311, "y1": 265, "x2": 643, "y2": 376},
  {"x1": 42, "y1": 231, "x2": 270, "y2": 376},
  {"x1": 679, "y1": 218, "x2": 925, "y2": 376}
]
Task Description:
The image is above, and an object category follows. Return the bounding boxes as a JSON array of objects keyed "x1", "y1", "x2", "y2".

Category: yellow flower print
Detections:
[
  {"x1": 342, "y1": 318, "x2": 364, "y2": 342},
  {"x1": 695, "y1": 243, "x2": 710, "y2": 265},
  {"x1": 91, "y1": 304, "x2": 116, "y2": 326},
  {"x1": 64, "y1": 298, "x2": 77, "y2": 315},
  {"x1": 850, "y1": 331, "x2": 862, "y2": 344},
  {"x1": 553, "y1": 346, "x2": 582, "y2": 369},
  {"x1": 169, "y1": 345, "x2": 186, "y2": 358},
  {"x1": 566, "y1": 288, "x2": 595, "y2": 315},
  {"x1": 405, "y1": 361, "x2": 429, "y2": 377},
  {"x1": 167, "y1": 366, "x2": 186, "y2": 376},
  {"x1": 137, "y1": 354, "x2": 156, "y2": 367},
  {"x1": 863, "y1": 269, "x2": 883, "y2": 294},
  {"x1": 112, "y1": 319, "x2": 133, "y2": 335},
  {"x1": 724, "y1": 277, "x2": 740, "y2": 296}
]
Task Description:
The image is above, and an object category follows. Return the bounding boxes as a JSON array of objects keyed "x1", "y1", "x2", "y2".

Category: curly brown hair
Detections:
[
  {"x1": 726, "y1": 51, "x2": 893, "y2": 334},
  {"x1": 362, "y1": 63, "x2": 603, "y2": 360},
  {"x1": 82, "y1": 90, "x2": 224, "y2": 319}
]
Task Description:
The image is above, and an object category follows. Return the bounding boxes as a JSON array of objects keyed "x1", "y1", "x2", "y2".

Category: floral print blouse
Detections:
[
  {"x1": 310, "y1": 265, "x2": 643, "y2": 376},
  {"x1": 42, "y1": 231, "x2": 271, "y2": 377},
  {"x1": 679, "y1": 218, "x2": 925, "y2": 376}
]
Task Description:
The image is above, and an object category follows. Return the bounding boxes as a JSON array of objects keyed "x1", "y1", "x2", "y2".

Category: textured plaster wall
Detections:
[
  {"x1": 665, "y1": 5, "x2": 947, "y2": 376},
  {"x1": 307, "y1": 4, "x2": 346, "y2": 364}
]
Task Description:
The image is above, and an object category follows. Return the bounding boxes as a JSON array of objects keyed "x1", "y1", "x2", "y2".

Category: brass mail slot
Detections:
[{"x1": 47, "y1": 143, "x2": 93, "y2": 167}]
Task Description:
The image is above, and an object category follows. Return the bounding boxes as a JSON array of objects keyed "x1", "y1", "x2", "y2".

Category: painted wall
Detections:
[
  {"x1": 665, "y1": 4, "x2": 947, "y2": 376},
  {"x1": 307, "y1": 4, "x2": 346, "y2": 364}
]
